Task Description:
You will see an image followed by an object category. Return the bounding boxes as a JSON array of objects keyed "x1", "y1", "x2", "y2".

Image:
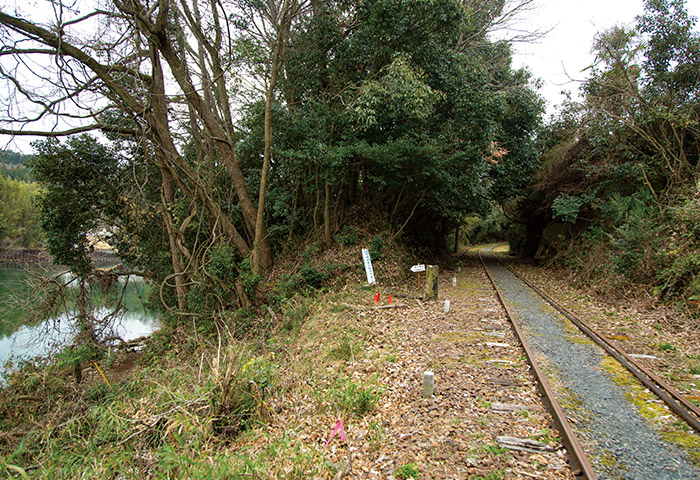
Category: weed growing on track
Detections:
[
  {"x1": 656, "y1": 342, "x2": 678, "y2": 352},
  {"x1": 318, "y1": 375, "x2": 381, "y2": 418},
  {"x1": 470, "y1": 468, "x2": 505, "y2": 480},
  {"x1": 481, "y1": 444, "x2": 509, "y2": 456},
  {"x1": 394, "y1": 462, "x2": 420, "y2": 479}
]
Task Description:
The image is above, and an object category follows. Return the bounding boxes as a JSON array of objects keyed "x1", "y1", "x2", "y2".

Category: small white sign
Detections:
[
  {"x1": 362, "y1": 248, "x2": 376, "y2": 285},
  {"x1": 410, "y1": 264, "x2": 425, "y2": 273}
]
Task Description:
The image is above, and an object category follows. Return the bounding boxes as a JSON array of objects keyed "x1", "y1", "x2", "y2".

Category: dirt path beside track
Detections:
[{"x1": 257, "y1": 255, "x2": 575, "y2": 479}]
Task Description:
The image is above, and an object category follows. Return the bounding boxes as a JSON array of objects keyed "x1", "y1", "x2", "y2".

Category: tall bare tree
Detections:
[{"x1": 0, "y1": 0, "x2": 299, "y2": 304}]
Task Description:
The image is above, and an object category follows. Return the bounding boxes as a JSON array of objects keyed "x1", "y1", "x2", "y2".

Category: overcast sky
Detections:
[{"x1": 510, "y1": 0, "x2": 700, "y2": 116}]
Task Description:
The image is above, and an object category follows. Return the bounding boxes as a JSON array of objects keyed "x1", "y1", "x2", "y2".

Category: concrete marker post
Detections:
[
  {"x1": 425, "y1": 265, "x2": 438, "y2": 300},
  {"x1": 423, "y1": 371, "x2": 434, "y2": 398}
]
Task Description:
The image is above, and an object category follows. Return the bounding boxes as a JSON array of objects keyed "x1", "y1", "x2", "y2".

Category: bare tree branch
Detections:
[{"x1": 0, "y1": 124, "x2": 137, "y2": 136}]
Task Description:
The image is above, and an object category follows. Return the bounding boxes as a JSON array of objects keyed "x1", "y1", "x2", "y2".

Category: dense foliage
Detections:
[
  {"x1": 0, "y1": 175, "x2": 41, "y2": 247},
  {"x1": 0, "y1": 150, "x2": 33, "y2": 181},
  {"x1": 239, "y1": 0, "x2": 542, "y2": 250},
  {"x1": 0, "y1": 0, "x2": 542, "y2": 321},
  {"x1": 517, "y1": 0, "x2": 700, "y2": 305},
  {"x1": 0, "y1": 150, "x2": 41, "y2": 247},
  {"x1": 31, "y1": 137, "x2": 123, "y2": 275}
]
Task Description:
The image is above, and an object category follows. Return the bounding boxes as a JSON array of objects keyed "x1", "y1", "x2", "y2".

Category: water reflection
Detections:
[{"x1": 0, "y1": 269, "x2": 160, "y2": 380}]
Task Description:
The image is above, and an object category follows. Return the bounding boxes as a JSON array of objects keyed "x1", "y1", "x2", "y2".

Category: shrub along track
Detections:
[{"x1": 479, "y1": 249, "x2": 700, "y2": 480}]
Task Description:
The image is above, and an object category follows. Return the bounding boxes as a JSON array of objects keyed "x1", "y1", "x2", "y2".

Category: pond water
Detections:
[{"x1": 0, "y1": 266, "x2": 160, "y2": 380}]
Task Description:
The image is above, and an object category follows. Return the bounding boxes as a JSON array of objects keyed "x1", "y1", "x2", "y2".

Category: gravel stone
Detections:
[{"x1": 484, "y1": 254, "x2": 700, "y2": 480}]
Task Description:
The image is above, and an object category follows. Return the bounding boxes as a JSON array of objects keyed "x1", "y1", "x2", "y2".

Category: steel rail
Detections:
[
  {"x1": 478, "y1": 250, "x2": 598, "y2": 480},
  {"x1": 493, "y1": 254, "x2": 700, "y2": 434}
]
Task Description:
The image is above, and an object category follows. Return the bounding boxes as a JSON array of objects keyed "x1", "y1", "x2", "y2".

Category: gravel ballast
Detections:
[{"x1": 483, "y1": 253, "x2": 700, "y2": 480}]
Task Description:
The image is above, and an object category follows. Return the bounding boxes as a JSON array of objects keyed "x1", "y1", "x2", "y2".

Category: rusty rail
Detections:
[
  {"x1": 494, "y1": 254, "x2": 700, "y2": 434},
  {"x1": 479, "y1": 250, "x2": 598, "y2": 480}
]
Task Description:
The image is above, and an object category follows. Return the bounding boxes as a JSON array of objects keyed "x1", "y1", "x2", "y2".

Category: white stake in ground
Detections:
[
  {"x1": 423, "y1": 371, "x2": 434, "y2": 398},
  {"x1": 362, "y1": 248, "x2": 376, "y2": 285}
]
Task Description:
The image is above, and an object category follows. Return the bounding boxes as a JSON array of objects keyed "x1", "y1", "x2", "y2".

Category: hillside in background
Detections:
[
  {"x1": 0, "y1": 150, "x2": 41, "y2": 247},
  {"x1": 0, "y1": 150, "x2": 33, "y2": 182}
]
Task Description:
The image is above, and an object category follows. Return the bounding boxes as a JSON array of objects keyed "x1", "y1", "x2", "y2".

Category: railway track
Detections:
[{"x1": 478, "y1": 248, "x2": 700, "y2": 480}]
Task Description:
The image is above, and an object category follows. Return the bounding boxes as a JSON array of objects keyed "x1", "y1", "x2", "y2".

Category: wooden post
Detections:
[
  {"x1": 425, "y1": 265, "x2": 438, "y2": 300},
  {"x1": 454, "y1": 225, "x2": 459, "y2": 253}
]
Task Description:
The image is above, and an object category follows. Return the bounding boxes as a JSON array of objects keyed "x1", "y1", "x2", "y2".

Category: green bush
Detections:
[
  {"x1": 213, "y1": 352, "x2": 277, "y2": 438},
  {"x1": 208, "y1": 244, "x2": 239, "y2": 282},
  {"x1": 334, "y1": 226, "x2": 359, "y2": 246},
  {"x1": 657, "y1": 251, "x2": 700, "y2": 299},
  {"x1": 395, "y1": 463, "x2": 420, "y2": 479},
  {"x1": 239, "y1": 258, "x2": 261, "y2": 296},
  {"x1": 326, "y1": 376, "x2": 381, "y2": 418},
  {"x1": 551, "y1": 193, "x2": 584, "y2": 224},
  {"x1": 609, "y1": 225, "x2": 644, "y2": 275},
  {"x1": 268, "y1": 273, "x2": 303, "y2": 307},
  {"x1": 369, "y1": 234, "x2": 384, "y2": 260},
  {"x1": 282, "y1": 297, "x2": 311, "y2": 334},
  {"x1": 300, "y1": 263, "x2": 328, "y2": 289}
]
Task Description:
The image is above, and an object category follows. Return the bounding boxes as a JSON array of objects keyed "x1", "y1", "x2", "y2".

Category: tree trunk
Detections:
[
  {"x1": 454, "y1": 225, "x2": 460, "y2": 254},
  {"x1": 324, "y1": 182, "x2": 332, "y2": 248},
  {"x1": 159, "y1": 167, "x2": 189, "y2": 312},
  {"x1": 286, "y1": 183, "x2": 300, "y2": 247},
  {"x1": 254, "y1": 0, "x2": 292, "y2": 274},
  {"x1": 313, "y1": 165, "x2": 320, "y2": 239},
  {"x1": 133, "y1": 3, "x2": 264, "y2": 255}
]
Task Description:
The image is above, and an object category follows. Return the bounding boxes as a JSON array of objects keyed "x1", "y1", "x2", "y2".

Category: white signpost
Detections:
[
  {"x1": 362, "y1": 248, "x2": 376, "y2": 285},
  {"x1": 411, "y1": 264, "x2": 425, "y2": 288}
]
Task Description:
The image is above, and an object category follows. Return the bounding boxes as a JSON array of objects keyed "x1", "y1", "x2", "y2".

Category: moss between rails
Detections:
[
  {"x1": 536, "y1": 355, "x2": 592, "y2": 425},
  {"x1": 541, "y1": 374, "x2": 628, "y2": 473},
  {"x1": 601, "y1": 356, "x2": 700, "y2": 464},
  {"x1": 596, "y1": 449, "x2": 624, "y2": 473},
  {"x1": 562, "y1": 325, "x2": 596, "y2": 346}
]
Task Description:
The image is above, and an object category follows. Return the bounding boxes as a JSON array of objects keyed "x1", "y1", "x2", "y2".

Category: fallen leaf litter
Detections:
[{"x1": 240, "y1": 256, "x2": 575, "y2": 479}]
